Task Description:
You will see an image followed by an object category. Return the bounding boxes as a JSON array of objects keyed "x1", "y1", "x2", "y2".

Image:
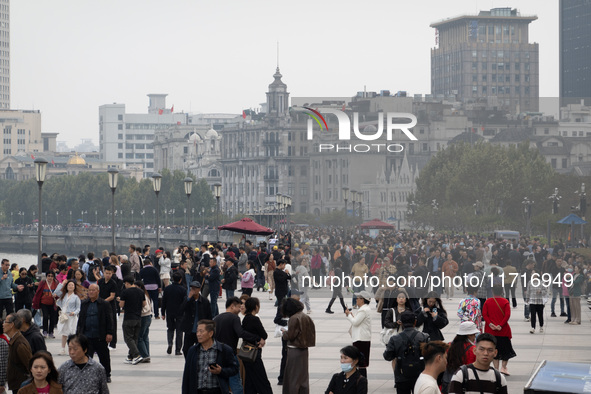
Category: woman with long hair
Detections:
[
  {"x1": 416, "y1": 291, "x2": 449, "y2": 341},
  {"x1": 110, "y1": 254, "x2": 123, "y2": 280},
  {"x1": 135, "y1": 281, "x2": 153, "y2": 362},
  {"x1": 483, "y1": 285, "x2": 516, "y2": 376},
  {"x1": 32, "y1": 271, "x2": 59, "y2": 338},
  {"x1": 56, "y1": 280, "x2": 81, "y2": 355},
  {"x1": 384, "y1": 289, "x2": 412, "y2": 333},
  {"x1": 241, "y1": 297, "x2": 273, "y2": 394},
  {"x1": 26, "y1": 265, "x2": 39, "y2": 293},
  {"x1": 17, "y1": 351, "x2": 62, "y2": 394},
  {"x1": 525, "y1": 268, "x2": 548, "y2": 333},
  {"x1": 440, "y1": 321, "x2": 479, "y2": 394},
  {"x1": 568, "y1": 264, "x2": 585, "y2": 325}
]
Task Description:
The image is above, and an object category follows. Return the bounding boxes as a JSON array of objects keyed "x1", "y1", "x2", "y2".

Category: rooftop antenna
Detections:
[{"x1": 276, "y1": 41, "x2": 279, "y2": 68}]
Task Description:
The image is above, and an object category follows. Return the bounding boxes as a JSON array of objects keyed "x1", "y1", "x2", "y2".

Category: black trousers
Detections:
[
  {"x1": 530, "y1": 304, "x2": 545, "y2": 329},
  {"x1": 183, "y1": 330, "x2": 197, "y2": 358},
  {"x1": 108, "y1": 304, "x2": 118, "y2": 348},
  {"x1": 88, "y1": 337, "x2": 111, "y2": 377},
  {"x1": 40, "y1": 303, "x2": 57, "y2": 334},
  {"x1": 147, "y1": 289, "x2": 159, "y2": 317},
  {"x1": 277, "y1": 337, "x2": 287, "y2": 383},
  {"x1": 0, "y1": 298, "x2": 13, "y2": 334},
  {"x1": 166, "y1": 314, "x2": 183, "y2": 352},
  {"x1": 395, "y1": 380, "x2": 415, "y2": 394},
  {"x1": 327, "y1": 290, "x2": 347, "y2": 312}
]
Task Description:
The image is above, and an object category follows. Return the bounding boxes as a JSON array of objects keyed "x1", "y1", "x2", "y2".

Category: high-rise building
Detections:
[
  {"x1": 0, "y1": 0, "x2": 9, "y2": 109},
  {"x1": 98, "y1": 94, "x2": 186, "y2": 178},
  {"x1": 559, "y1": 0, "x2": 591, "y2": 102},
  {"x1": 431, "y1": 7, "x2": 538, "y2": 113}
]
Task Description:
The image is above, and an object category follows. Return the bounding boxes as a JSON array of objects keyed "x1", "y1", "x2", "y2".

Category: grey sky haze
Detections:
[{"x1": 12, "y1": 0, "x2": 558, "y2": 147}]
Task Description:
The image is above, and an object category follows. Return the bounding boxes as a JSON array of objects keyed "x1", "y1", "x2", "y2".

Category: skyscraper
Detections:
[
  {"x1": 431, "y1": 7, "x2": 538, "y2": 113},
  {"x1": 559, "y1": 0, "x2": 591, "y2": 102},
  {"x1": 0, "y1": 0, "x2": 9, "y2": 109}
]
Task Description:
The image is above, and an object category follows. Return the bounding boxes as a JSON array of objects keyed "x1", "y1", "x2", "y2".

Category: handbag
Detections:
[
  {"x1": 59, "y1": 312, "x2": 69, "y2": 324},
  {"x1": 237, "y1": 341, "x2": 259, "y2": 363},
  {"x1": 380, "y1": 328, "x2": 396, "y2": 346}
]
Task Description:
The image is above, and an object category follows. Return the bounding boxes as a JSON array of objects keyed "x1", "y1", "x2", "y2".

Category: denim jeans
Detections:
[
  {"x1": 138, "y1": 315, "x2": 152, "y2": 358},
  {"x1": 228, "y1": 354, "x2": 243, "y2": 394},
  {"x1": 225, "y1": 289, "x2": 235, "y2": 299},
  {"x1": 551, "y1": 287, "x2": 565, "y2": 314}
]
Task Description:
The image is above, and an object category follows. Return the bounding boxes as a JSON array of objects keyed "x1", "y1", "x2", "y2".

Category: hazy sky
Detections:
[{"x1": 12, "y1": 0, "x2": 558, "y2": 147}]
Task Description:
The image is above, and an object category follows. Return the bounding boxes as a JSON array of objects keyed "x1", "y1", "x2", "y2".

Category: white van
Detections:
[{"x1": 494, "y1": 230, "x2": 520, "y2": 241}]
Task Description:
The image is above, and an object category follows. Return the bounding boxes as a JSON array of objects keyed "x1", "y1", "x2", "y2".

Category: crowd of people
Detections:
[{"x1": 0, "y1": 226, "x2": 589, "y2": 393}]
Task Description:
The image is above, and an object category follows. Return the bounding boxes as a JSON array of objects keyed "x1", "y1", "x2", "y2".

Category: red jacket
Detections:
[{"x1": 482, "y1": 296, "x2": 512, "y2": 339}]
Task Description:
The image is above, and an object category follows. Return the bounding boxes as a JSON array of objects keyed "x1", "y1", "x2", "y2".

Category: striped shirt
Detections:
[{"x1": 448, "y1": 364, "x2": 508, "y2": 394}]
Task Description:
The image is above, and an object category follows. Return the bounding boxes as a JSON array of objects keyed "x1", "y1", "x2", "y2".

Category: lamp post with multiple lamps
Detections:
[
  {"x1": 342, "y1": 187, "x2": 350, "y2": 214},
  {"x1": 213, "y1": 183, "x2": 221, "y2": 242},
  {"x1": 107, "y1": 168, "x2": 119, "y2": 252},
  {"x1": 152, "y1": 173, "x2": 162, "y2": 247},
  {"x1": 357, "y1": 191, "x2": 363, "y2": 220},
  {"x1": 34, "y1": 157, "x2": 48, "y2": 266},
  {"x1": 522, "y1": 197, "x2": 534, "y2": 237},
  {"x1": 350, "y1": 190, "x2": 357, "y2": 217},
  {"x1": 184, "y1": 177, "x2": 193, "y2": 247}
]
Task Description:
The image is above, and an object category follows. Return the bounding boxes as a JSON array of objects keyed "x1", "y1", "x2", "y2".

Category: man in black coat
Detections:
[
  {"x1": 76, "y1": 284, "x2": 113, "y2": 382},
  {"x1": 17, "y1": 309, "x2": 46, "y2": 354},
  {"x1": 273, "y1": 259, "x2": 291, "y2": 325},
  {"x1": 161, "y1": 272, "x2": 187, "y2": 356},
  {"x1": 181, "y1": 281, "x2": 212, "y2": 357}
]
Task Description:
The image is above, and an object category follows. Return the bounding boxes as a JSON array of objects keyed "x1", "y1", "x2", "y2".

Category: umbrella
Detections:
[
  {"x1": 218, "y1": 217, "x2": 274, "y2": 235},
  {"x1": 360, "y1": 219, "x2": 395, "y2": 229},
  {"x1": 557, "y1": 214, "x2": 587, "y2": 225}
]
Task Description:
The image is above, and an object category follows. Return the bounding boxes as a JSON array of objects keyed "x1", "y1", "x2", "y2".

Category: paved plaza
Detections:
[{"x1": 41, "y1": 291, "x2": 591, "y2": 393}]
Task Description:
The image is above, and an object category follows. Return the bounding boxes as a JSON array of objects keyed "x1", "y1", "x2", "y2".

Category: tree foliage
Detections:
[
  {"x1": 410, "y1": 141, "x2": 588, "y2": 233},
  {"x1": 1, "y1": 169, "x2": 216, "y2": 226}
]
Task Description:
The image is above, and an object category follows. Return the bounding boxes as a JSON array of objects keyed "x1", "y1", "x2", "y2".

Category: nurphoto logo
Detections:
[{"x1": 302, "y1": 107, "x2": 419, "y2": 153}]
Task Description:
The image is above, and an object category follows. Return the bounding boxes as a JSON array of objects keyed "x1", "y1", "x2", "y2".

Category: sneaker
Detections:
[
  {"x1": 524, "y1": 317, "x2": 530, "y2": 322},
  {"x1": 42, "y1": 331, "x2": 48, "y2": 338},
  {"x1": 132, "y1": 356, "x2": 143, "y2": 365},
  {"x1": 60, "y1": 348, "x2": 66, "y2": 355},
  {"x1": 175, "y1": 351, "x2": 182, "y2": 356},
  {"x1": 560, "y1": 312, "x2": 568, "y2": 317},
  {"x1": 564, "y1": 320, "x2": 571, "y2": 324},
  {"x1": 106, "y1": 377, "x2": 112, "y2": 383},
  {"x1": 141, "y1": 357, "x2": 151, "y2": 363},
  {"x1": 307, "y1": 309, "x2": 312, "y2": 314},
  {"x1": 124, "y1": 357, "x2": 132, "y2": 364},
  {"x1": 551, "y1": 312, "x2": 557, "y2": 317},
  {"x1": 529, "y1": 328, "x2": 535, "y2": 334},
  {"x1": 325, "y1": 309, "x2": 334, "y2": 314},
  {"x1": 539, "y1": 327, "x2": 544, "y2": 333},
  {"x1": 48, "y1": 333, "x2": 55, "y2": 339},
  {"x1": 167, "y1": 345, "x2": 172, "y2": 355}
]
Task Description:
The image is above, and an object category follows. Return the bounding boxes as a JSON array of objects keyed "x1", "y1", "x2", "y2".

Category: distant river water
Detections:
[{"x1": 2, "y1": 253, "x2": 41, "y2": 270}]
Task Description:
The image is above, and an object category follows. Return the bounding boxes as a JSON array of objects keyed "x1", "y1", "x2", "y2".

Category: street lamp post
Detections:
[
  {"x1": 131, "y1": 209, "x2": 134, "y2": 226},
  {"x1": 56, "y1": 211, "x2": 59, "y2": 226},
  {"x1": 276, "y1": 193, "x2": 282, "y2": 229},
  {"x1": 152, "y1": 173, "x2": 162, "y2": 247},
  {"x1": 108, "y1": 168, "x2": 119, "y2": 252},
  {"x1": 522, "y1": 197, "x2": 534, "y2": 237},
  {"x1": 350, "y1": 190, "x2": 357, "y2": 217},
  {"x1": 201, "y1": 208, "x2": 204, "y2": 228},
  {"x1": 69, "y1": 211, "x2": 72, "y2": 225},
  {"x1": 342, "y1": 187, "x2": 349, "y2": 214},
  {"x1": 358, "y1": 191, "x2": 363, "y2": 219},
  {"x1": 213, "y1": 183, "x2": 222, "y2": 242},
  {"x1": 184, "y1": 177, "x2": 193, "y2": 247},
  {"x1": 34, "y1": 157, "x2": 48, "y2": 266}
]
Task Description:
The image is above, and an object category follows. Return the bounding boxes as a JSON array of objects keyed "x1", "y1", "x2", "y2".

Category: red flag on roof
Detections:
[
  {"x1": 171, "y1": 105, "x2": 174, "y2": 113},
  {"x1": 242, "y1": 110, "x2": 246, "y2": 119},
  {"x1": 31, "y1": 154, "x2": 35, "y2": 159},
  {"x1": 158, "y1": 109, "x2": 163, "y2": 115},
  {"x1": 51, "y1": 159, "x2": 55, "y2": 165}
]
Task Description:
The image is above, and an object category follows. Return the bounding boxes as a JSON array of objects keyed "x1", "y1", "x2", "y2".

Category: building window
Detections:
[
  {"x1": 300, "y1": 166, "x2": 307, "y2": 176},
  {"x1": 118, "y1": 124, "x2": 123, "y2": 130},
  {"x1": 118, "y1": 143, "x2": 123, "y2": 149},
  {"x1": 118, "y1": 114, "x2": 123, "y2": 121},
  {"x1": 544, "y1": 128, "x2": 549, "y2": 135},
  {"x1": 118, "y1": 153, "x2": 123, "y2": 158},
  {"x1": 482, "y1": 75, "x2": 487, "y2": 82},
  {"x1": 562, "y1": 158, "x2": 568, "y2": 168},
  {"x1": 515, "y1": 75, "x2": 520, "y2": 83},
  {"x1": 481, "y1": 62, "x2": 487, "y2": 71},
  {"x1": 118, "y1": 134, "x2": 123, "y2": 140},
  {"x1": 482, "y1": 86, "x2": 487, "y2": 94},
  {"x1": 551, "y1": 158, "x2": 556, "y2": 169}
]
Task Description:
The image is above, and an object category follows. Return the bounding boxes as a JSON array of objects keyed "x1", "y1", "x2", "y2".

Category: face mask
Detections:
[{"x1": 341, "y1": 363, "x2": 353, "y2": 373}]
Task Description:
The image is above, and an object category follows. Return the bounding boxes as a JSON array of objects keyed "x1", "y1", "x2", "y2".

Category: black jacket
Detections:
[
  {"x1": 273, "y1": 269, "x2": 290, "y2": 298},
  {"x1": 21, "y1": 323, "x2": 47, "y2": 354},
  {"x1": 180, "y1": 295, "x2": 212, "y2": 333},
  {"x1": 416, "y1": 308, "x2": 448, "y2": 341},
  {"x1": 161, "y1": 282, "x2": 187, "y2": 318},
  {"x1": 383, "y1": 327, "x2": 430, "y2": 383},
  {"x1": 182, "y1": 340, "x2": 238, "y2": 394},
  {"x1": 222, "y1": 265, "x2": 238, "y2": 290},
  {"x1": 77, "y1": 298, "x2": 114, "y2": 340}
]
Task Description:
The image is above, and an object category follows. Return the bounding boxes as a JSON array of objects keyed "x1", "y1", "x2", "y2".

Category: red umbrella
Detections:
[
  {"x1": 360, "y1": 219, "x2": 395, "y2": 230},
  {"x1": 218, "y1": 217, "x2": 274, "y2": 236}
]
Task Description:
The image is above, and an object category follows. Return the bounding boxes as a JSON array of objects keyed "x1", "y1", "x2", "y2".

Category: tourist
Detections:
[
  {"x1": 344, "y1": 290, "x2": 372, "y2": 378},
  {"x1": 58, "y1": 334, "x2": 109, "y2": 393},
  {"x1": 97, "y1": 266, "x2": 118, "y2": 350},
  {"x1": 32, "y1": 271, "x2": 58, "y2": 338},
  {"x1": 55, "y1": 280, "x2": 81, "y2": 355},
  {"x1": 416, "y1": 291, "x2": 449, "y2": 341},
  {"x1": 414, "y1": 341, "x2": 449, "y2": 394},
  {"x1": 525, "y1": 268, "x2": 548, "y2": 333},
  {"x1": 482, "y1": 286, "x2": 515, "y2": 376},
  {"x1": 239, "y1": 261, "x2": 256, "y2": 296},
  {"x1": 161, "y1": 272, "x2": 187, "y2": 355},
  {"x1": 17, "y1": 351, "x2": 62, "y2": 394},
  {"x1": 4, "y1": 313, "x2": 32, "y2": 393},
  {"x1": 118, "y1": 276, "x2": 146, "y2": 365},
  {"x1": 325, "y1": 345, "x2": 368, "y2": 394},
  {"x1": 16, "y1": 309, "x2": 47, "y2": 354},
  {"x1": 241, "y1": 297, "x2": 273, "y2": 394},
  {"x1": 384, "y1": 289, "x2": 413, "y2": 334},
  {"x1": 14, "y1": 268, "x2": 34, "y2": 312},
  {"x1": 1, "y1": 259, "x2": 24, "y2": 335},
  {"x1": 441, "y1": 321, "x2": 479, "y2": 393},
  {"x1": 568, "y1": 264, "x2": 585, "y2": 325},
  {"x1": 180, "y1": 281, "x2": 212, "y2": 357}
]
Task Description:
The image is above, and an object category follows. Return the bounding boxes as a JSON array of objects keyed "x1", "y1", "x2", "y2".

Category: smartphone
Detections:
[
  {"x1": 432, "y1": 307, "x2": 437, "y2": 314},
  {"x1": 209, "y1": 363, "x2": 217, "y2": 369}
]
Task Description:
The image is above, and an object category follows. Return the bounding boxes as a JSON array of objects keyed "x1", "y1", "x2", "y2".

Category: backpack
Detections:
[
  {"x1": 396, "y1": 331, "x2": 425, "y2": 381},
  {"x1": 86, "y1": 260, "x2": 100, "y2": 282},
  {"x1": 459, "y1": 364, "x2": 502, "y2": 393}
]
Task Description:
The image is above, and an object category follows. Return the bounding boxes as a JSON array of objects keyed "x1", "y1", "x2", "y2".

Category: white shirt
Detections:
[
  {"x1": 346, "y1": 304, "x2": 372, "y2": 341},
  {"x1": 414, "y1": 373, "x2": 440, "y2": 394}
]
